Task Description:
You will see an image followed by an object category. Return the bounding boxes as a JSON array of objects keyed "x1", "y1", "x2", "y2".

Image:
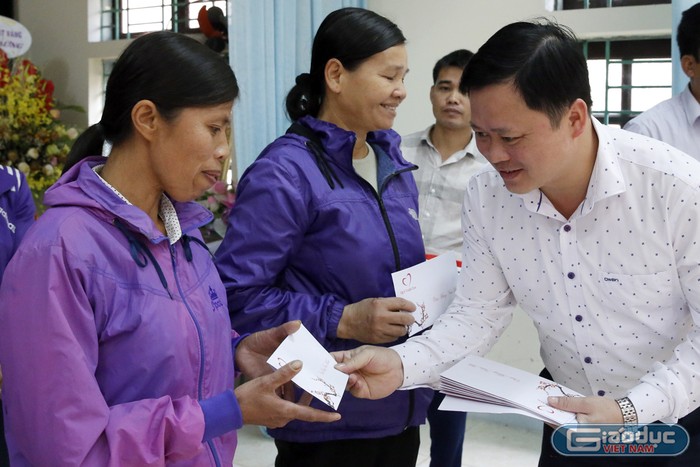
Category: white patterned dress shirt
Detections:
[
  {"x1": 396, "y1": 118, "x2": 700, "y2": 425},
  {"x1": 401, "y1": 127, "x2": 489, "y2": 256}
]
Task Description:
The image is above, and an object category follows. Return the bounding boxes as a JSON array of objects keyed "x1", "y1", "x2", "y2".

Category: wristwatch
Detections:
[{"x1": 615, "y1": 397, "x2": 638, "y2": 425}]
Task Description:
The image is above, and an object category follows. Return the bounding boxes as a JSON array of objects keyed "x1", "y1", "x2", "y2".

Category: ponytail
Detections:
[
  {"x1": 64, "y1": 123, "x2": 106, "y2": 172},
  {"x1": 285, "y1": 73, "x2": 322, "y2": 121}
]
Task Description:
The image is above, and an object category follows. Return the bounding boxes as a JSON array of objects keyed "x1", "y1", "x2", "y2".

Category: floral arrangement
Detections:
[
  {"x1": 0, "y1": 49, "x2": 80, "y2": 213},
  {"x1": 197, "y1": 180, "x2": 236, "y2": 242}
]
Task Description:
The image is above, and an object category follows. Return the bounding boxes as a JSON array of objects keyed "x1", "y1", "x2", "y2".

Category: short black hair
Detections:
[
  {"x1": 460, "y1": 19, "x2": 592, "y2": 128},
  {"x1": 678, "y1": 3, "x2": 700, "y2": 60},
  {"x1": 432, "y1": 49, "x2": 474, "y2": 84}
]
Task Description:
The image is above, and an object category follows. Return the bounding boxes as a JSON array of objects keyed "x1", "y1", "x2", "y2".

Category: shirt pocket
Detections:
[{"x1": 597, "y1": 269, "x2": 676, "y2": 314}]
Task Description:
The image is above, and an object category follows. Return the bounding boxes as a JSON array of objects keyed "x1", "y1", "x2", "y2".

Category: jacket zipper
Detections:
[
  {"x1": 370, "y1": 166, "x2": 419, "y2": 429},
  {"x1": 170, "y1": 245, "x2": 222, "y2": 467}
]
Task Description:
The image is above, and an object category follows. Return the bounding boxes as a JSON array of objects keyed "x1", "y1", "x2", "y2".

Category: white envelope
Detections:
[
  {"x1": 391, "y1": 252, "x2": 458, "y2": 336},
  {"x1": 267, "y1": 323, "x2": 348, "y2": 410},
  {"x1": 439, "y1": 355, "x2": 580, "y2": 425}
]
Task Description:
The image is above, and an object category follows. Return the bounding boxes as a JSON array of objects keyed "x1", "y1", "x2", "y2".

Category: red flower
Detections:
[{"x1": 37, "y1": 79, "x2": 55, "y2": 111}]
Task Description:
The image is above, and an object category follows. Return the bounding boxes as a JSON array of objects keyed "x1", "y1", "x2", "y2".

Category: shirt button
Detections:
[
  {"x1": 597, "y1": 390, "x2": 606, "y2": 396},
  {"x1": 563, "y1": 224, "x2": 571, "y2": 232},
  {"x1": 567, "y1": 272, "x2": 575, "y2": 279},
  {"x1": 584, "y1": 356, "x2": 592, "y2": 364},
  {"x1": 575, "y1": 315, "x2": 583, "y2": 322}
]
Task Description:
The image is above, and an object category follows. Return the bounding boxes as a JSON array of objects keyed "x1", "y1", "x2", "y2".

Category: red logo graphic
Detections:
[{"x1": 402, "y1": 273, "x2": 412, "y2": 287}]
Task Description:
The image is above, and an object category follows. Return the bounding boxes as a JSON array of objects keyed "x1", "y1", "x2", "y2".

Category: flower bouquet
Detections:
[
  {"x1": 197, "y1": 180, "x2": 235, "y2": 243},
  {"x1": 0, "y1": 49, "x2": 80, "y2": 214}
]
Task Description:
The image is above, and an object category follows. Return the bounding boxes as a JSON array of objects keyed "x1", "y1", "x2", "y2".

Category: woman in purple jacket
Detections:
[
  {"x1": 0, "y1": 31, "x2": 338, "y2": 467},
  {"x1": 215, "y1": 8, "x2": 431, "y2": 467}
]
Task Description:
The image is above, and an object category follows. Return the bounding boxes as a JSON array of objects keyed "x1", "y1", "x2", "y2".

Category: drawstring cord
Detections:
[
  {"x1": 182, "y1": 234, "x2": 213, "y2": 261},
  {"x1": 113, "y1": 219, "x2": 173, "y2": 299},
  {"x1": 286, "y1": 122, "x2": 345, "y2": 190}
]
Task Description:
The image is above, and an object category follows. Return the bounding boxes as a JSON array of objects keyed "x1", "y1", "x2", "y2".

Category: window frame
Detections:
[
  {"x1": 100, "y1": 0, "x2": 227, "y2": 41},
  {"x1": 582, "y1": 37, "x2": 672, "y2": 127},
  {"x1": 556, "y1": 0, "x2": 671, "y2": 10}
]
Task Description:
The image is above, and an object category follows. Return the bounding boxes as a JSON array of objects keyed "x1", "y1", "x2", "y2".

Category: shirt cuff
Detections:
[
  {"x1": 626, "y1": 382, "x2": 674, "y2": 425},
  {"x1": 393, "y1": 340, "x2": 441, "y2": 390},
  {"x1": 200, "y1": 390, "x2": 243, "y2": 442}
]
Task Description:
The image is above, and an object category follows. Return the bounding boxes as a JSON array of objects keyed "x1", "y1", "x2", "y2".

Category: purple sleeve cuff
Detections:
[
  {"x1": 200, "y1": 390, "x2": 243, "y2": 442},
  {"x1": 231, "y1": 333, "x2": 250, "y2": 350},
  {"x1": 326, "y1": 299, "x2": 347, "y2": 339}
]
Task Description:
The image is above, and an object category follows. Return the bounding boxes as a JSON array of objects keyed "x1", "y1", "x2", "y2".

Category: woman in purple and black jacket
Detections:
[
  {"x1": 215, "y1": 8, "x2": 431, "y2": 467},
  {"x1": 0, "y1": 31, "x2": 338, "y2": 467}
]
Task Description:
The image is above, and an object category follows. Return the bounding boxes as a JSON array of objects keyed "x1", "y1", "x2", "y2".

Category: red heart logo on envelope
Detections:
[{"x1": 402, "y1": 273, "x2": 411, "y2": 287}]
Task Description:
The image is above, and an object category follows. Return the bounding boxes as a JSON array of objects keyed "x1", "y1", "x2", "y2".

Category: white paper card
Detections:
[
  {"x1": 391, "y1": 252, "x2": 458, "y2": 336},
  {"x1": 267, "y1": 323, "x2": 348, "y2": 410},
  {"x1": 439, "y1": 395, "x2": 555, "y2": 423},
  {"x1": 439, "y1": 355, "x2": 581, "y2": 425}
]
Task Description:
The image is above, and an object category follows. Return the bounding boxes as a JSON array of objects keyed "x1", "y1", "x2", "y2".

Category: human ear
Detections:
[
  {"x1": 131, "y1": 99, "x2": 159, "y2": 141},
  {"x1": 681, "y1": 54, "x2": 697, "y2": 79},
  {"x1": 324, "y1": 59, "x2": 344, "y2": 94},
  {"x1": 567, "y1": 98, "x2": 589, "y2": 138}
]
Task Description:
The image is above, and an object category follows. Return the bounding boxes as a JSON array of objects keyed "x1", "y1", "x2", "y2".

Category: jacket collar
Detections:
[
  {"x1": 44, "y1": 157, "x2": 213, "y2": 242},
  {"x1": 297, "y1": 115, "x2": 415, "y2": 172}
]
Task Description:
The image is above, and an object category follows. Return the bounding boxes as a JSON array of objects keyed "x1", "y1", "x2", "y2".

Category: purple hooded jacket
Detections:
[
  {"x1": 0, "y1": 157, "x2": 241, "y2": 466},
  {"x1": 215, "y1": 116, "x2": 432, "y2": 443}
]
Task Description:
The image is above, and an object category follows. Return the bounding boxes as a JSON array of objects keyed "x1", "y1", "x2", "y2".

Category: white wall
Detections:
[
  {"x1": 368, "y1": 0, "x2": 671, "y2": 135},
  {"x1": 16, "y1": 1, "x2": 131, "y2": 128}
]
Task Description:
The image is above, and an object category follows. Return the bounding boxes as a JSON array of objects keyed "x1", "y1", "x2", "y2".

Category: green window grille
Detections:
[
  {"x1": 99, "y1": 0, "x2": 227, "y2": 41},
  {"x1": 583, "y1": 38, "x2": 672, "y2": 127}
]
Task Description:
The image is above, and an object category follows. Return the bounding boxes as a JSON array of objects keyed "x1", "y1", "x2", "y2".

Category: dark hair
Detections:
[
  {"x1": 678, "y1": 3, "x2": 700, "y2": 60},
  {"x1": 65, "y1": 31, "x2": 239, "y2": 171},
  {"x1": 432, "y1": 49, "x2": 473, "y2": 83},
  {"x1": 285, "y1": 7, "x2": 406, "y2": 121},
  {"x1": 460, "y1": 20, "x2": 592, "y2": 128}
]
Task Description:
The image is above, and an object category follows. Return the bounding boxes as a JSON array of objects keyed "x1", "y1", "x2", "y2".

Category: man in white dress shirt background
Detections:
[
  {"x1": 401, "y1": 49, "x2": 488, "y2": 257},
  {"x1": 624, "y1": 3, "x2": 700, "y2": 159},
  {"x1": 401, "y1": 49, "x2": 488, "y2": 467},
  {"x1": 335, "y1": 19, "x2": 700, "y2": 466}
]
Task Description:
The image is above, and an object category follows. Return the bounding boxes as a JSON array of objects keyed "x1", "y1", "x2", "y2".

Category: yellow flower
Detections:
[{"x1": 0, "y1": 52, "x2": 81, "y2": 214}]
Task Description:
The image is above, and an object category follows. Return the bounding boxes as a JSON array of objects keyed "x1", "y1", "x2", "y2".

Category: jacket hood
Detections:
[{"x1": 45, "y1": 156, "x2": 213, "y2": 240}]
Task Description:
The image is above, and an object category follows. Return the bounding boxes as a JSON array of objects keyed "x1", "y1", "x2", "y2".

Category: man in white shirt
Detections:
[
  {"x1": 624, "y1": 3, "x2": 700, "y2": 159},
  {"x1": 401, "y1": 49, "x2": 487, "y2": 467},
  {"x1": 402, "y1": 50, "x2": 487, "y2": 256},
  {"x1": 336, "y1": 20, "x2": 700, "y2": 466}
]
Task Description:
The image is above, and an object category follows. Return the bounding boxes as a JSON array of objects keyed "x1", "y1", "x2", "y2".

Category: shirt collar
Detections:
[
  {"x1": 681, "y1": 84, "x2": 700, "y2": 127},
  {"x1": 421, "y1": 125, "x2": 484, "y2": 164},
  {"x1": 517, "y1": 117, "x2": 626, "y2": 220}
]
